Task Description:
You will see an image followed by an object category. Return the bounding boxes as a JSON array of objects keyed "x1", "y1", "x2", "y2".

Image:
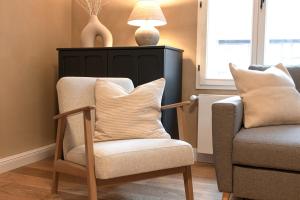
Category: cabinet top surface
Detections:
[{"x1": 57, "y1": 45, "x2": 183, "y2": 52}]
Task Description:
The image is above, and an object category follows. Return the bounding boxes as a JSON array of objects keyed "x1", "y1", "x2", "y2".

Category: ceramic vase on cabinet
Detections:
[{"x1": 80, "y1": 15, "x2": 113, "y2": 47}]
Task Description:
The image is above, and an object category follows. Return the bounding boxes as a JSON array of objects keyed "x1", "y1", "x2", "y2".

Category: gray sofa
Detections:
[{"x1": 212, "y1": 66, "x2": 300, "y2": 200}]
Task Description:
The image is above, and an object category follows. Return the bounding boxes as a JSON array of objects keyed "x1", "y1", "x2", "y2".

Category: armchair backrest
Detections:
[
  {"x1": 249, "y1": 65, "x2": 300, "y2": 92},
  {"x1": 56, "y1": 77, "x2": 134, "y2": 154}
]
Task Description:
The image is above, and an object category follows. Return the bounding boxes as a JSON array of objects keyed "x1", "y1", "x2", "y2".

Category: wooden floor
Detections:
[{"x1": 0, "y1": 158, "x2": 239, "y2": 200}]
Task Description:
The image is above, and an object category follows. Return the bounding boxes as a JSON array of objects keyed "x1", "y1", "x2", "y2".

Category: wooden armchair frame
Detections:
[{"x1": 52, "y1": 102, "x2": 194, "y2": 200}]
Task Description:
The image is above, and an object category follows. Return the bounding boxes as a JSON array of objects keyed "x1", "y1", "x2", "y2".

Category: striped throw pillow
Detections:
[{"x1": 94, "y1": 78, "x2": 170, "y2": 141}]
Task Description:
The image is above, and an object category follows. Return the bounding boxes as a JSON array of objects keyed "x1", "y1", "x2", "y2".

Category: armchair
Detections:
[
  {"x1": 212, "y1": 66, "x2": 300, "y2": 200},
  {"x1": 51, "y1": 77, "x2": 194, "y2": 200}
]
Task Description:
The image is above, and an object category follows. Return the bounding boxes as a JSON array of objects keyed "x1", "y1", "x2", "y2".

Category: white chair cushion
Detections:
[
  {"x1": 56, "y1": 77, "x2": 134, "y2": 154},
  {"x1": 65, "y1": 139, "x2": 194, "y2": 179}
]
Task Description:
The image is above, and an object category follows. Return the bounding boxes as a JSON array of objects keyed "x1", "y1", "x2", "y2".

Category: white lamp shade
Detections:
[{"x1": 128, "y1": 0, "x2": 167, "y2": 27}]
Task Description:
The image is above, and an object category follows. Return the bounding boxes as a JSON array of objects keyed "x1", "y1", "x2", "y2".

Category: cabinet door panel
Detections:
[
  {"x1": 62, "y1": 56, "x2": 83, "y2": 77},
  {"x1": 84, "y1": 53, "x2": 107, "y2": 77},
  {"x1": 108, "y1": 51, "x2": 138, "y2": 86},
  {"x1": 137, "y1": 50, "x2": 164, "y2": 84}
]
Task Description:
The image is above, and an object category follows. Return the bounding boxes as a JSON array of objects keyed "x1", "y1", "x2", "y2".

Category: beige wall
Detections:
[
  {"x1": 72, "y1": 0, "x2": 208, "y2": 147},
  {"x1": 0, "y1": 0, "x2": 71, "y2": 158}
]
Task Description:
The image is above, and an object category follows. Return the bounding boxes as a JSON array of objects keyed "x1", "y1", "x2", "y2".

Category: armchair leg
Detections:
[
  {"x1": 51, "y1": 171, "x2": 59, "y2": 194},
  {"x1": 51, "y1": 118, "x2": 66, "y2": 194},
  {"x1": 183, "y1": 166, "x2": 194, "y2": 200},
  {"x1": 87, "y1": 174, "x2": 97, "y2": 200},
  {"x1": 222, "y1": 192, "x2": 230, "y2": 200},
  {"x1": 83, "y1": 110, "x2": 98, "y2": 200}
]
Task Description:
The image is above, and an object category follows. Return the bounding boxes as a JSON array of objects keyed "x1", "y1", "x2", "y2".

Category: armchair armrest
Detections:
[
  {"x1": 161, "y1": 101, "x2": 191, "y2": 110},
  {"x1": 53, "y1": 106, "x2": 96, "y2": 120},
  {"x1": 212, "y1": 96, "x2": 243, "y2": 193},
  {"x1": 161, "y1": 101, "x2": 191, "y2": 140}
]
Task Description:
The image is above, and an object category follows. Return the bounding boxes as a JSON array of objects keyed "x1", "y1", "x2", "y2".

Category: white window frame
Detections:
[{"x1": 196, "y1": 0, "x2": 267, "y2": 90}]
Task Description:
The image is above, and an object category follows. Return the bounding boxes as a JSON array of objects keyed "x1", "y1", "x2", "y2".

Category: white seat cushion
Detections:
[{"x1": 65, "y1": 139, "x2": 194, "y2": 179}]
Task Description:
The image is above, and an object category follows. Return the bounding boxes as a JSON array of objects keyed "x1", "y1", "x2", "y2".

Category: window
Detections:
[
  {"x1": 196, "y1": 0, "x2": 300, "y2": 89},
  {"x1": 264, "y1": 0, "x2": 300, "y2": 65}
]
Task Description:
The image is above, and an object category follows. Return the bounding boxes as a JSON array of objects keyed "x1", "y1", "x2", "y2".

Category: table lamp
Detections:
[{"x1": 128, "y1": 0, "x2": 167, "y2": 46}]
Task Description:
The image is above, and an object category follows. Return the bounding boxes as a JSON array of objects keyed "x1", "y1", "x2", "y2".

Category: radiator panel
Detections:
[{"x1": 197, "y1": 94, "x2": 234, "y2": 154}]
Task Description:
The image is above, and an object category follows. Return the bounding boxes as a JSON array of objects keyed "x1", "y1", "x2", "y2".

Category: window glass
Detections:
[
  {"x1": 264, "y1": 0, "x2": 300, "y2": 65},
  {"x1": 206, "y1": 0, "x2": 253, "y2": 79}
]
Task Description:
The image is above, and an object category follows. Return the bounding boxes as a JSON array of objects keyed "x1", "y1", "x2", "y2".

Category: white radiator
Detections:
[{"x1": 197, "y1": 94, "x2": 234, "y2": 154}]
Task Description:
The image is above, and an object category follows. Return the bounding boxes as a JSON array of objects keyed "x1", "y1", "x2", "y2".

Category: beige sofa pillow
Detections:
[
  {"x1": 230, "y1": 63, "x2": 300, "y2": 128},
  {"x1": 94, "y1": 78, "x2": 170, "y2": 141}
]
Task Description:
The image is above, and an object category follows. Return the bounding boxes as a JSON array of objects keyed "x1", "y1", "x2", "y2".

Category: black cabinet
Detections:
[{"x1": 57, "y1": 46, "x2": 183, "y2": 139}]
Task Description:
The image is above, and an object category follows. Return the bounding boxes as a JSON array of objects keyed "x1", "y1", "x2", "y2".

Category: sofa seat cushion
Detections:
[
  {"x1": 233, "y1": 125, "x2": 300, "y2": 172},
  {"x1": 66, "y1": 139, "x2": 194, "y2": 179}
]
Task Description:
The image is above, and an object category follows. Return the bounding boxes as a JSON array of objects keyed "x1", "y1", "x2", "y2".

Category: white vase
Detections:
[{"x1": 80, "y1": 15, "x2": 113, "y2": 47}]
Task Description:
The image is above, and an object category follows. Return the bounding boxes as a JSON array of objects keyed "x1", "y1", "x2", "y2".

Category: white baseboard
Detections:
[
  {"x1": 193, "y1": 148, "x2": 214, "y2": 164},
  {"x1": 0, "y1": 143, "x2": 56, "y2": 174}
]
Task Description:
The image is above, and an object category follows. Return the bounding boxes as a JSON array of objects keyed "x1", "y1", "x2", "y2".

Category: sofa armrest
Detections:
[{"x1": 212, "y1": 96, "x2": 243, "y2": 193}]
